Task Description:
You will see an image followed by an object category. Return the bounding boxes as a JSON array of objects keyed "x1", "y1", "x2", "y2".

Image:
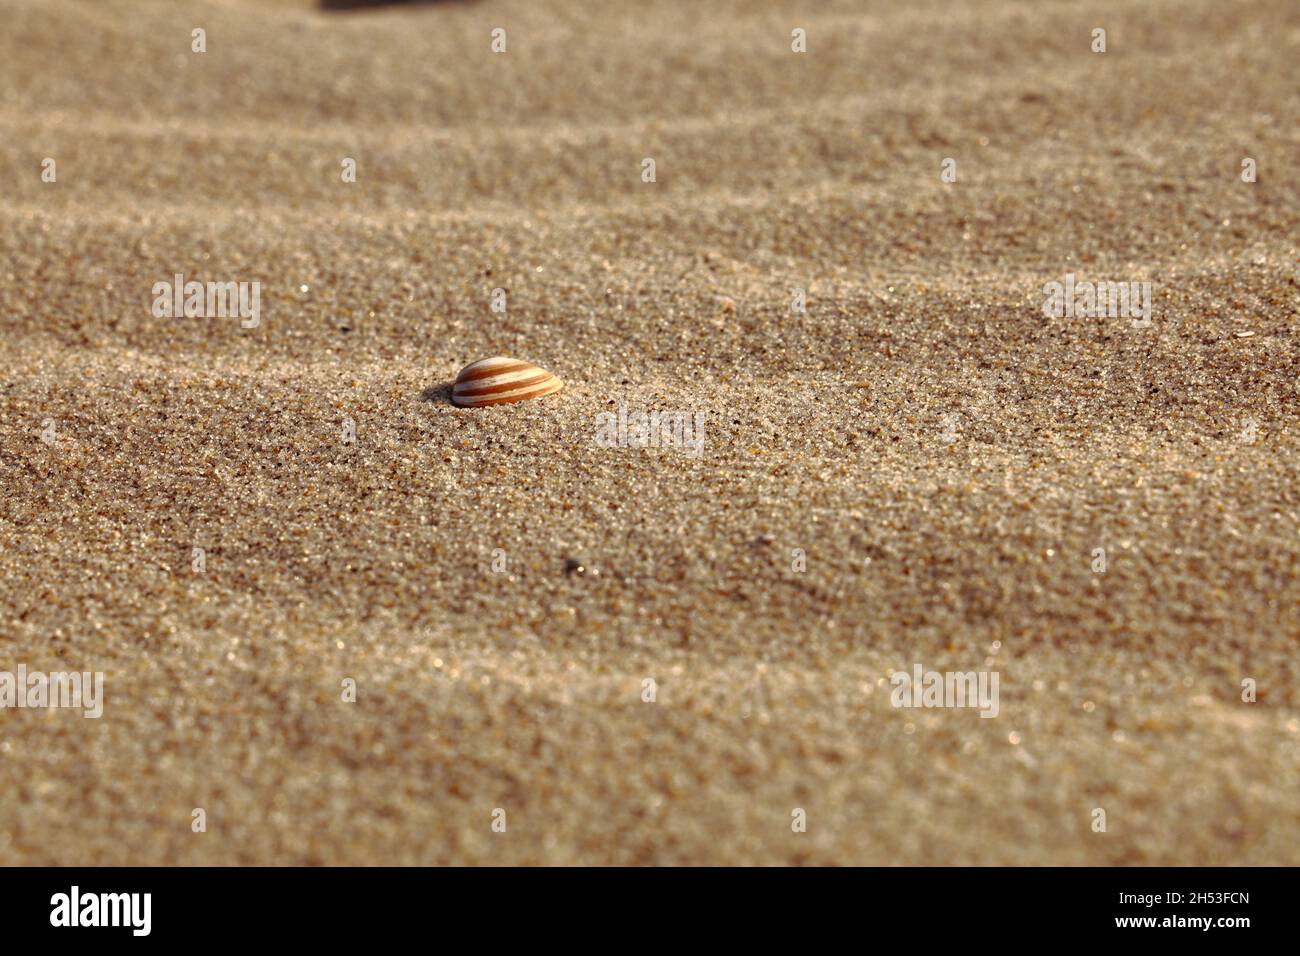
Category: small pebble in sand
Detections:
[{"x1": 451, "y1": 356, "x2": 563, "y2": 408}]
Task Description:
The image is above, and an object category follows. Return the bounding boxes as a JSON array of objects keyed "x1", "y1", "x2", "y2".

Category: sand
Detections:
[{"x1": 0, "y1": 0, "x2": 1297, "y2": 865}]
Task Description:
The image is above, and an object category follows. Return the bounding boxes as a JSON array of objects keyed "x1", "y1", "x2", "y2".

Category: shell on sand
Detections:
[{"x1": 451, "y1": 356, "x2": 563, "y2": 408}]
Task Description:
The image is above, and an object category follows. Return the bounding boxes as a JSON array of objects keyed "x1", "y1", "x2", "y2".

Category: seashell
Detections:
[{"x1": 451, "y1": 356, "x2": 563, "y2": 408}]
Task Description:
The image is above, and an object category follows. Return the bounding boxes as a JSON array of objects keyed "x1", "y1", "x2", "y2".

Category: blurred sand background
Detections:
[{"x1": 1, "y1": 0, "x2": 1298, "y2": 865}]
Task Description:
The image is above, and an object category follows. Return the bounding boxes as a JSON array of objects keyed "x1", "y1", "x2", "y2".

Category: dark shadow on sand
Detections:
[{"x1": 420, "y1": 383, "x2": 456, "y2": 406}]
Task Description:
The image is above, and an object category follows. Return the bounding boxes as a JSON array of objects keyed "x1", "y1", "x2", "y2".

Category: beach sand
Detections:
[{"x1": 1, "y1": 0, "x2": 1297, "y2": 864}]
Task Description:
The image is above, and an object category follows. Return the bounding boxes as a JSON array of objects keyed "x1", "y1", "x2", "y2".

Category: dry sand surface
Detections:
[{"x1": 1, "y1": 0, "x2": 1298, "y2": 865}]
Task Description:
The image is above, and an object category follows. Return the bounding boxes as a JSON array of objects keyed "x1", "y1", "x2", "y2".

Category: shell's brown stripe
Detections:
[
  {"x1": 457, "y1": 361, "x2": 533, "y2": 383},
  {"x1": 450, "y1": 356, "x2": 563, "y2": 408},
  {"x1": 455, "y1": 371, "x2": 554, "y2": 397},
  {"x1": 463, "y1": 381, "x2": 562, "y2": 406}
]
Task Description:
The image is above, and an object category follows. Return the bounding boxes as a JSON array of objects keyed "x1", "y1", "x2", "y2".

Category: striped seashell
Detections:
[{"x1": 451, "y1": 356, "x2": 564, "y2": 408}]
